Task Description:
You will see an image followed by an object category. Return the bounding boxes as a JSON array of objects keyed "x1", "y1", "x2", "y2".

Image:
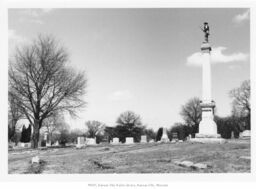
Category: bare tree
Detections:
[
  {"x1": 180, "y1": 97, "x2": 201, "y2": 135},
  {"x1": 85, "y1": 120, "x2": 105, "y2": 138},
  {"x1": 8, "y1": 35, "x2": 87, "y2": 148},
  {"x1": 8, "y1": 91, "x2": 23, "y2": 142},
  {"x1": 116, "y1": 111, "x2": 143, "y2": 129},
  {"x1": 229, "y1": 80, "x2": 250, "y2": 129},
  {"x1": 41, "y1": 112, "x2": 64, "y2": 143},
  {"x1": 116, "y1": 111, "x2": 144, "y2": 142}
]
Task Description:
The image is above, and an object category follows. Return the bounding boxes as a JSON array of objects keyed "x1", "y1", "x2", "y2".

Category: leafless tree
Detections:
[
  {"x1": 229, "y1": 80, "x2": 250, "y2": 129},
  {"x1": 8, "y1": 91, "x2": 24, "y2": 142},
  {"x1": 85, "y1": 120, "x2": 105, "y2": 138},
  {"x1": 41, "y1": 112, "x2": 64, "y2": 143},
  {"x1": 8, "y1": 35, "x2": 87, "y2": 148},
  {"x1": 180, "y1": 97, "x2": 201, "y2": 134},
  {"x1": 116, "y1": 111, "x2": 143, "y2": 129}
]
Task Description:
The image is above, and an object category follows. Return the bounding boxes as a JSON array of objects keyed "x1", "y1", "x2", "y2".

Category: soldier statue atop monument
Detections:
[{"x1": 201, "y1": 22, "x2": 210, "y2": 42}]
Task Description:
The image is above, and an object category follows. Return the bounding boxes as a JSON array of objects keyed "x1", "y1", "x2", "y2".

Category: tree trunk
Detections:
[{"x1": 32, "y1": 119, "x2": 40, "y2": 148}]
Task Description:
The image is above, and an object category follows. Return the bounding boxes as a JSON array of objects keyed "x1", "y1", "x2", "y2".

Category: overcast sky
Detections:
[{"x1": 9, "y1": 8, "x2": 250, "y2": 131}]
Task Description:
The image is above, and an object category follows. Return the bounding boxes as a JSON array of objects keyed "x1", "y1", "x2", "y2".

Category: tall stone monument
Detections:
[
  {"x1": 191, "y1": 22, "x2": 225, "y2": 143},
  {"x1": 161, "y1": 128, "x2": 169, "y2": 143}
]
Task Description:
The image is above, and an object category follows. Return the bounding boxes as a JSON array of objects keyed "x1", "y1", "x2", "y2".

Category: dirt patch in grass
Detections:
[{"x1": 89, "y1": 159, "x2": 114, "y2": 170}]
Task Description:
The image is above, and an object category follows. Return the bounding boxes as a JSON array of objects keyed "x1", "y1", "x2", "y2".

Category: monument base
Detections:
[{"x1": 160, "y1": 138, "x2": 170, "y2": 143}]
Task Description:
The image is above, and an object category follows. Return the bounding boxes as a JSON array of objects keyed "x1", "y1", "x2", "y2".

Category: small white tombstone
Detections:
[
  {"x1": 44, "y1": 133, "x2": 48, "y2": 141},
  {"x1": 125, "y1": 137, "x2": 134, "y2": 144},
  {"x1": 241, "y1": 130, "x2": 250, "y2": 138},
  {"x1": 140, "y1": 135, "x2": 147, "y2": 143},
  {"x1": 46, "y1": 142, "x2": 51, "y2": 147},
  {"x1": 20, "y1": 142, "x2": 31, "y2": 148},
  {"x1": 76, "y1": 136, "x2": 85, "y2": 148},
  {"x1": 20, "y1": 142, "x2": 25, "y2": 148},
  {"x1": 112, "y1": 137, "x2": 119, "y2": 144},
  {"x1": 86, "y1": 138, "x2": 96, "y2": 145},
  {"x1": 149, "y1": 139, "x2": 155, "y2": 143},
  {"x1": 31, "y1": 156, "x2": 40, "y2": 164},
  {"x1": 55, "y1": 141, "x2": 59, "y2": 146}
]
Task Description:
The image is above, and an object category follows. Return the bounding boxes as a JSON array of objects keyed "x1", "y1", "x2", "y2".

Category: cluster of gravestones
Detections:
[
  {"x1": 13, "y1": 130, "x2": 251, "y2": 150},
  {"x1": 35, "y1": 133, "x2": 60, "y2": 148},
  {"x1": 76, "y1": 136, "x2": 97, "y2": 148}
]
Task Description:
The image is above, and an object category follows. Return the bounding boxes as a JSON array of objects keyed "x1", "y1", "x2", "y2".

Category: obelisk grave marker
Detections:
[{"x1": 191, "y1": 22, "x2": 225, "y2": 143}]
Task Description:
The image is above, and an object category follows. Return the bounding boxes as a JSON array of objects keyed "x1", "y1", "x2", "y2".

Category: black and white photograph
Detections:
[{"x1": 0, "y1": 0, "x2": 255, "y2": 187}]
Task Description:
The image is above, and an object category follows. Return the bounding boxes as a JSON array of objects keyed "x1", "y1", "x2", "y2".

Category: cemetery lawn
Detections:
[{"x1": 8, "y1": 139, "x2": 250, "y2": 174}]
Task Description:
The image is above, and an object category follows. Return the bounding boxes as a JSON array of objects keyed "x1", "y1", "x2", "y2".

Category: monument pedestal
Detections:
[{"x1": 190, "y1": 42, "x2": 226, "y2": 144}]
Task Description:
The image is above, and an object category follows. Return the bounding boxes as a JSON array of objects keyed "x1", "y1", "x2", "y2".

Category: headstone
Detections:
[
  {"x1": 46, "y1": 142, "x2": 51, "y2": 147},
  {"x1": 55, "y1": 141, "x2": 59, "y2": 146},
  {"x1": 76, "y1": 136, "x2": 85, "y2": 148},
  {"x1": 149, "y1": 139, "x2": 154, "y2": 143},
  {"x1": 125, "y1": 137, "x2": 134, "y2": 144},
  {"x1": 86, "y1": 138, "x2": 96, "y2": 145},
  {"x1": 112, "y1": 137, "x2": 119, "y2": 144},
  {"x1": 240, "y1": 130, "x2": 250, "y2": 138},
  {"x1": 140, "y1": 135, "x2": 147, "y2": 143},
  {"x1": 160, "y1": 128, "x2": 169, "y2": 143},
  {"x1": 20, "y1": 142, "x2": 31, "y2": 148},
  {"x1": 20, "y1": 142, "x2": 25, "y2": 148},
  {"x1": 44, "y1": 133, "x2": 48, "y2": 141},
  {"x1": 171, "y1": 132, "x2": 178, "y2": 142},
  {"x1": 31, "y1": 156, "x2": 40, "y2": 164},
  {"x1": 231, "y1": 131, "x2": 235, "y2": 139}
]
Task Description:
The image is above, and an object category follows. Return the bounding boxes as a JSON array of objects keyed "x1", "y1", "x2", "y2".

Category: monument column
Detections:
[
  {"x1": 192, "y1": 22, "x2": 225, "y2": 143},
  {"x1": 197, "y1": 42, "x2": 218, "y2": 137}
]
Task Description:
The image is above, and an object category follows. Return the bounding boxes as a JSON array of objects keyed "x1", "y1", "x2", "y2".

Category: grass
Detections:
[{"x1": 8, "y1": 139, "x2": 250, "y2": 174}]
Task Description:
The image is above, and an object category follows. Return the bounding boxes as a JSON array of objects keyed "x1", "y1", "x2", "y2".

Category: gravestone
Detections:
[
  {"x1": 231, "y1": 131, "x2": 235, "y2": 139},
  {"x1": 46, "y1": 142, "x2": 51, "y2": 147},
  {"x1": 240, "y1": 130, "x2": 250, "y2": 138},
  {"x1": 171, "y1": 132, "x2": 178, "y2": 142},
  {"x1": 125, "y1": 137, "x2": 134, "y2": 144},
  {"x1": 31, "y1": 156, "x2": 40, "y2": 164},
  {"x1": 86, "y1": 138, "x2": 96, "y2": 145},
  {"x1": 44, "y1": 133, "x2": 48, "y2": 141},
  {"x1": 55, "y1": 141, "x2": 59, "y2": 146},
  {"x1": 141, "y1": 135, "x2": 147, "y2": 143},
  {"x1": 20, "y1": 142, "x2": 31, "y2": 148},
  {"x1": 76, "y1": 136, "x2": 85, "y2": 148},
  {"x1": 149, "y1": 139, "x2": 154, "y2": 143},
  {"x1": 160, "y1": 128, "x2": 169, "y2": 143},
  {"x1": 112, "y1": 137, "x2": 119, "y2": 144}
]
